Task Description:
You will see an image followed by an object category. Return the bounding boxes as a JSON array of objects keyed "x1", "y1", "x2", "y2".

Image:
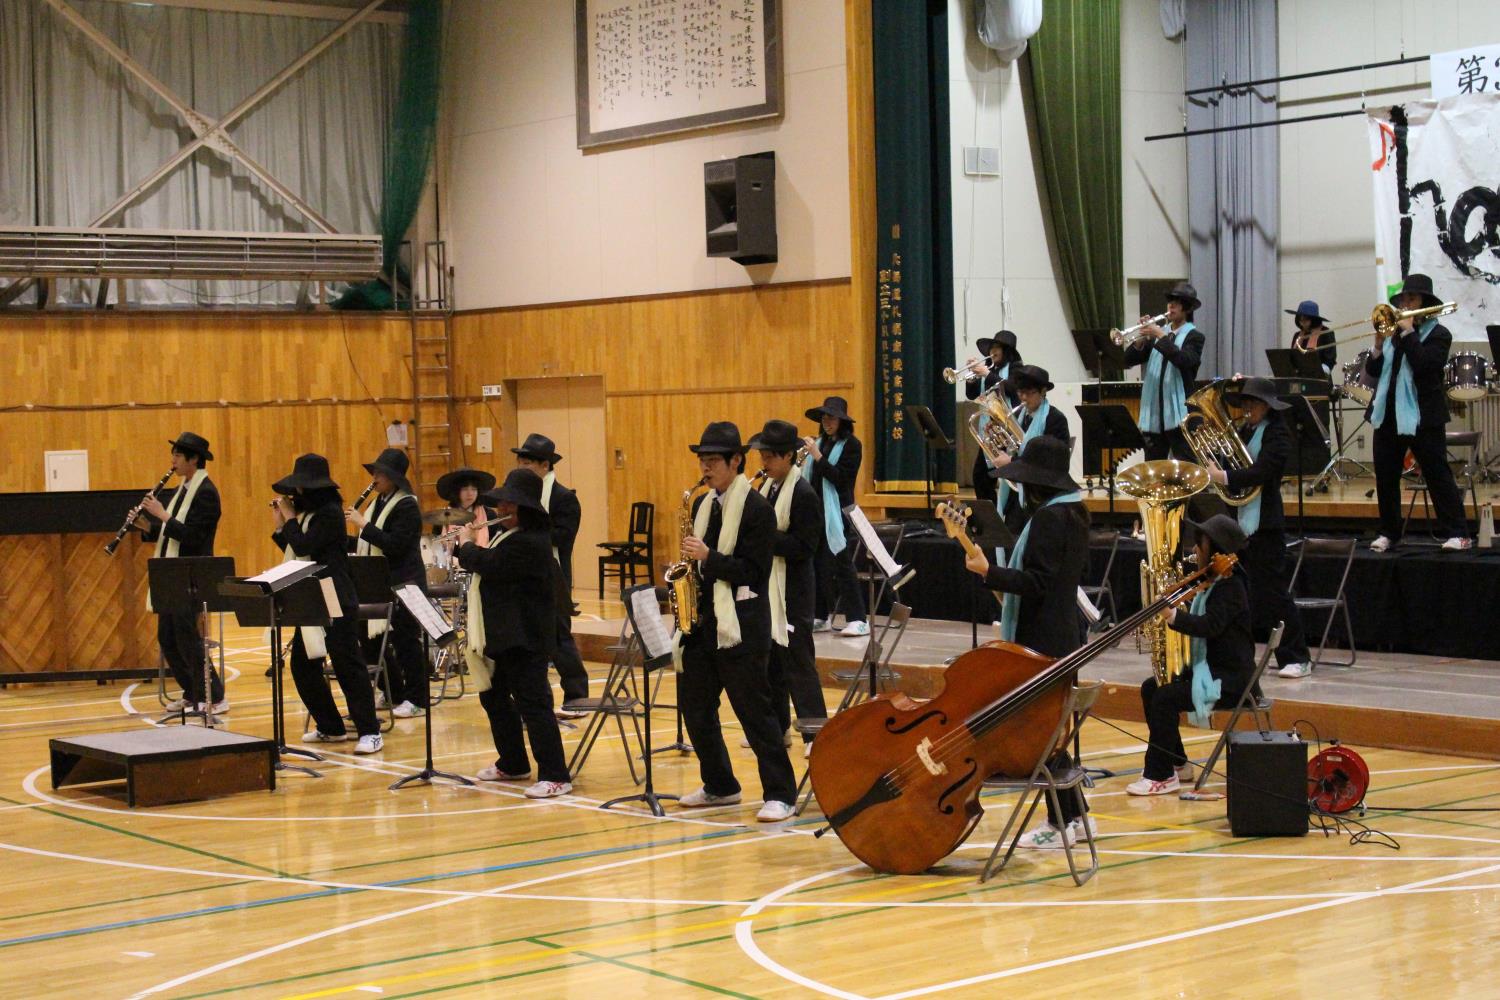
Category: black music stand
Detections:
[
  {"x1": 906, "y1": 404, "x2": 953, "y2": 510},
  {"x1": 1075, "y1": 404, "x2": 1143, "y2": 515},
  {"x1": 147, "y1": 556, "x2": 235, "y2": 728},
  {"x1": 602, "y1": 585, "x2": 679, "y2": 817},
  {"x1": 960, "y1": 498, "x2": 1015, "y2": 649},
  {"x1": 389, "y1": 584, "x2": 473, "y2": 791},
  {"x1": 1072, "y1": 329, "x2": 1124, "y2": 381},
  {"x1": 1265, "y1": 347, "x2": 1327, "y2": 381},
  {"x1": 844, "y1": 505, "x2": 916, "y2": 697},
  {"x1": 220, "y1": 566, "x2": 329, "y2": 778},
  {"x1": 1281, "y1": 394, "x2": 1329, "y2": 537}
]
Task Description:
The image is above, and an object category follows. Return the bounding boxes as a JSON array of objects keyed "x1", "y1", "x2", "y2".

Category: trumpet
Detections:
[
  {"x1": 749, "y1": 446, "x2": 808, "y2": 489},
  {"x1": 1110, "y1": 312, "x2": 1169, "y2": 348},
  {"x1": 104, "y1": 469, "x2": 175, "y2": 555},
  {"x1": 1294, "y1": 301, "x2": 1458, "y2": 353},
  {"x1": 942, "y1": 357, "x2": 992, "y2": 383}
]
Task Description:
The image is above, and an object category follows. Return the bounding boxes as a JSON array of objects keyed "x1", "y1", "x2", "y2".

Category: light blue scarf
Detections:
[
  {"x1": 1236, "y1": 421, "x2": 1267, "y2": 537},
  {"x1": 998, "y1": 490, "x2": 1083, "y2": 643},
  {"x1": 820, "y1": 437, "x2": 848, "y2": 555},
  {"x1": 1370, "y1": 318, "x2": 1435, "y2": 436},
  {"x1": 1138, "y1": 323, "x2": 1194, "y2": 433},
  {"x1": 996, "y1": 398, "x2": 1050, "y2": 515},
  {"x1": 1185, "y1": 582, "x2": 1222, "y2": 728}
]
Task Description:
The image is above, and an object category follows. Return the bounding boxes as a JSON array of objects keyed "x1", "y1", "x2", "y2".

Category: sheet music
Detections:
[
  {"x1": 627, "y1": 588, "x2": 674, "y2": 661},
  {"x1": 396, "y1": 584, "x2": 456, "y2": 645},
  {"x1": 1076, "y1": 586, "x2": 1101, "y2": 623},
  {"x1": 247, "y1": 560, "x2": 316, "y2": 585},
  {"x1": 844, "y1": 505, "x2": 902, "y2": 580}
]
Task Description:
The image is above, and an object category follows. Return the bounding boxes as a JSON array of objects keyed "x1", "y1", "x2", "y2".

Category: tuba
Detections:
[
  {"x1": 664, "y1": 476, "x2": 712, "y2": 634},
  {"x1": 1182, "y1": 379, "x2": 1262, "y2": 507},
  {"x1": 1117, "y1": 459, "x2": 1210, "y2": 686},
  {"x1": 968, "y1": 390, "x2": 1026, "y2": 468}
]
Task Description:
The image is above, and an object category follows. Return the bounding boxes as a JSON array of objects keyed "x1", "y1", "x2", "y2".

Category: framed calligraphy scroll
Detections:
[{"x1": 575, "y1": 0, "x2": 783, "y2": 149}]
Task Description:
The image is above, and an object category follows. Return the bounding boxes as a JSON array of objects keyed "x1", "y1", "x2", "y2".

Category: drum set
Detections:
[
  {"x1": 1336, "y1": 348, "x2": 1496, "y2": 407},
  {"x1": 421, "y1": 506, "x2": 478, "y2": 700}
]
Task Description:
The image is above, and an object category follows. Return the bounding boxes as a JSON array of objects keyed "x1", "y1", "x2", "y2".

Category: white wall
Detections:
[
  {"x1": 442, "y1": 0, "x2": 850, "y2": 311},
  {"x1": 1120, "y1": 0, "x2": 1189, "y2": 297}
]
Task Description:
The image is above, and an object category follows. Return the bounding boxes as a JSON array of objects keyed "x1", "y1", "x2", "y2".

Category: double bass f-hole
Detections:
[
  {"x1": 937, "y1": 758, "x2": 978, "y2": 815},
  {"x1": 884, "y1": 709, "x2": 948, "y2": 735}
]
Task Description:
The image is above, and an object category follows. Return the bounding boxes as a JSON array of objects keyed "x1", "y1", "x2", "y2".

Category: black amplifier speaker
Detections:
[{"x1": 1226, "y1": 730, "x2": 1309, "y2": 837}]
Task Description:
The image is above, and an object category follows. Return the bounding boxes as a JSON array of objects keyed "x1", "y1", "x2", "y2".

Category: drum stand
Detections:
[{"x1": 1308, "y1": 396, "x2": 1371, "y2": 494}]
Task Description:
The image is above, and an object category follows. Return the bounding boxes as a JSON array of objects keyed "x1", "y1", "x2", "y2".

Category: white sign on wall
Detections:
[{"x1": 1430, "y1": 44, "x2": 1500, "y2": 99}]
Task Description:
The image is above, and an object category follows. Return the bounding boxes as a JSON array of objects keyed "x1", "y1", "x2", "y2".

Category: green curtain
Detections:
[
  {"x1": 335, "y1": 0, "x2": 443, "y2": 310},
  {"x1": 872, "y1": 0, "x2": 955, "y2": 491},
  {"x1": 1024, "y1": 2, "x2": 1122, "y2": 333}
]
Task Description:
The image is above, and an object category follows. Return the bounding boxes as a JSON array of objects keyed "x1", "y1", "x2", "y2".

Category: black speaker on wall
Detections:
[
  {"x1": 705, "y1": 151, "x2": 777, "y2": 266},
  {"x1": 1226, "y1": 730, "x2": 1309, "y2": 837}
]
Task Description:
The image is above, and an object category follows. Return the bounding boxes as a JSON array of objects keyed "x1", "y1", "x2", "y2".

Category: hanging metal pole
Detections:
[
  {"x1": 1145, "y1": 108, "x2": 1367, "y2": 143},
  {"x1": 1184, "y1": 54, "x2": 1428, "y2": 98}
]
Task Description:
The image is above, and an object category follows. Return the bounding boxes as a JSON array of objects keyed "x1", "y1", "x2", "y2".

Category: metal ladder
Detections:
[{"x1": 404, "y1": 241, "x2": 456, "y2": 502}]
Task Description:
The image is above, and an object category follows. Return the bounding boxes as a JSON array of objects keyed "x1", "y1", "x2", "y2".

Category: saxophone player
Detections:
[{"x1": 676, "y1": 421, "x2": 798, "y2": 822}]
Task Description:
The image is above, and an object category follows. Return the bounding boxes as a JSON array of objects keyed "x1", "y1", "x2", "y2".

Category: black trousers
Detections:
[
  {"x1": 815, "y1": 519, "x2": 866, "y2": 624},
  {"x1": 1239, "y1": 530, "x2": 1311, "y2": 667},
  {"x1": 971, "y1": 451, "x2": 997, "y2": 505},
  {"x1": 1139, "y1": 674, "x2": 1247, "y2": 781},
  {"x1": 1373, "y1": 421, "x2": 1467, "y2": 539},
  {"x1": 289, "y1": 617, "x2": 379, "y2": 738},
  {"x1": 158, "y1": 611, "x2": 223, "y2": 703},
  {"x1": 767, "y1": 615, "x2": 826, "y2": 738},
  {"x1": 1043, "y1": 750, "x2": 1085, "y2": 826},
  {"x1": 1143, "y1": 427, "x2": 1193, "y2": 463},
  {"x1": 479, "y1": 647, "x2": 569, "y2": 782},
  {"x1": 362, "y1": 601, "x2": 429, "y2": 709},
  {"x1": 552, "y1": 610, "x2": 590, "y2": 704},
  {"x1": 679, "y1": 639, "x2": 797, "y2": 804}
]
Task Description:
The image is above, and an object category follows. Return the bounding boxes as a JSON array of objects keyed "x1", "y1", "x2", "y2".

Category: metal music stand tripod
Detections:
[
  {"x1": 1075, "y1": 404, "x2": 1142, "y2": 516},
  {"x1": 906, "y1": 404, "x2": 954, "y2": 511},
  {"x1": 602, "y1": 585, "x2": 680, "y2": 816},
  {"x1": 389, "y1": 584, "x2": 473, "y2": 790},
  {"x1": 147, "y1": 556, "x2": 235, "y2": 727}
]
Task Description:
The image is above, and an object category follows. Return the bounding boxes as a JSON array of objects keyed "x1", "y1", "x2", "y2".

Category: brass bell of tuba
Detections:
[{"x1": 1182, "y1": 379, "x2": 1263, "y2": 508}]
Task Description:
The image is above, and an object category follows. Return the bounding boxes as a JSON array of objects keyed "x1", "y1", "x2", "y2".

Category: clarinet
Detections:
[
  {"x1": 104, "y1": 469, "x2": 175, "y2": 555},
  {"x1": 351, "y1": 479, "x2": 377, "y2": 508}
]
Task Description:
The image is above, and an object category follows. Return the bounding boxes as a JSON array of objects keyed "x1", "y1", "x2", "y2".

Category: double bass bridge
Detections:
[{"x1": 915, "y1": 736, "x2": 948, "y2": 776}]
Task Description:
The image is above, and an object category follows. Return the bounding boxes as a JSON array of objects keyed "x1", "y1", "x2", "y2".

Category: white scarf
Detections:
[
  {"x1": 464, "y1": 525, "x2": 518, "y2": 693},
  {"x1": 758, "y1": 465, "x2": 800, "y2": 647},
  {"x1": 278, "y1": 512, "x2": 326, "y2": 659},
  {"x1": 539, "y1": 470, "x2": 561, "y2": 564},
  {"x1": 145, "y1": 469, "x2": 207, "y2": 613},
  {"x1": 672, "y1": 474, "x2": 750, "y2": 669},
  {"x1": 355, "y1": 490, "x2": 414, "y2": 638}
]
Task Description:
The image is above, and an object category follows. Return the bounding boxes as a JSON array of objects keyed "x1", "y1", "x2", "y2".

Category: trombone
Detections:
[{"x1": 1295, "y1": 301, "x2": 1458, "y2": 353}]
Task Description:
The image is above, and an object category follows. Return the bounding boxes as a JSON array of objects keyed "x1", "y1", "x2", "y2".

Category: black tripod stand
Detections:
[
  {"x1": 390, "y1": 585, "x2": 473, "y2": 790},
  {"x1": 603, "y1": 585, "x2": 680, "y2": 816}
]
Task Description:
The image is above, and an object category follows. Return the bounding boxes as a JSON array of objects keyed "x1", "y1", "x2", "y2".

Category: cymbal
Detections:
[{"x1": 422, "y1": 508, "x2": 476, "y2": 527}]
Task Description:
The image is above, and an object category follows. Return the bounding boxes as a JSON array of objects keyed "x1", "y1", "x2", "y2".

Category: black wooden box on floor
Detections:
[
  {"x1": 50, "y1": 727, "x2": 275, "y2": 807},
  {"x1": 1226, "y1": 730, "x2": 1309, "y2": 837},
  {"x1": 704, "y1": 151, "x2": 777, "y2": 265}
]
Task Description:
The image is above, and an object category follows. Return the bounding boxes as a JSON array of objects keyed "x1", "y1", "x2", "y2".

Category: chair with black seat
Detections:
[
  {"x1": 1081, "y1": 529, "x2": 1120, "y2": 632},
  {"x1": 1403, "y1": 429, "x2": 1483, "y2": 539},
  {"x1": 597, "y1": 501, "x2": 655, "y2": 598},
  {"x1": 1288, "y1": 537, "x2": 1357, "y2": 668},
  {"x1": 1187, "y1": 623, "x2": 1281, "y2": 797},
  {"x1": 566, "y1": 616, "x2": 645, "y2": 783}
]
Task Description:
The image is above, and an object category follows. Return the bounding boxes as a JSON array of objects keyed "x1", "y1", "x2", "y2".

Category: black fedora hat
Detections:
[
  {"x1": 435, "y1": 466, "x2": 496, "y2": 504},
  {"x1": 1007, "y1": 364, "x2": 1054, "y2": 392},
  {"x1": 805, "y1": 396, "x2": 854, "y2": 425},
  {"x1": 1285, "y1": 299, "x2": 1328, "y2": 325},
  {"x1": 480, "y1": 467, "x2": 547, "y2": 513},
  {"x1": 274, "y1": 453, "x2": 339, "y2": 494},
  {"x1": 1388, "y1": 273, "x2": 1443, "y2": 309},
  {"x1": 689, "y1": 421, "x2": 747, "y2": 456},
  {"x1": 511, "y1": 433, "x2": 562, "y2": 466},
  {"x1": 1166, "y1": 281, "x2": 1202, "y2": 312},
  {"x1": 167, "y1": 431, "x2": 213, "y2": 462},
  {"x1": 1187, "y1": 513, "x2": 1248, "y2": 555},
  {"x1": 1225, "y1": 376, "x2": 1290, "y2": 411},
  {"x1": 362, "y1": 447, "x2": 412, "y2": 494},
  {"x1": 995, "y1": 436, "x2": 1079, "y2": 491},
  {"x1": 975, "y1": 329, "x2": 1018, "y2": 355},
  {"x1": 748, "y1": 418, "x2": 801, "y2": 452}
]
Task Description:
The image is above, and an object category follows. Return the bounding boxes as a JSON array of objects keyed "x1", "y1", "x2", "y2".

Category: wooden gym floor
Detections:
[{"x1": 5, "y1": 619, "x2": 1500, "y2": 998}]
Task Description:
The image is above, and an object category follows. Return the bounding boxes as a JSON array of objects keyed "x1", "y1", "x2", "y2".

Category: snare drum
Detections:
[
  {"x1": 1445, "y1": 352, "x2": 1494, "y2": 402},
  {"x1": 1339, "y1": 350, "x2": 1379, "y2": 406}
]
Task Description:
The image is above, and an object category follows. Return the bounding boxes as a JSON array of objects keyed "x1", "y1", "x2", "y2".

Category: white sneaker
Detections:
[
  {"x1": 301, "y1": 730, "x2": 350, "y2": 744},
  {"x1": 477, "y1": 765, "x2": 532, "y2": 782},
  {"x1": 1370, "y1": 535, "x2": 1394, "y2": 553},
  {"x1": 1016, "y1": 821, "x2": 1074, "y2": 849},
  {"x1": 353, "y1": 734, "x2": 384, "y2": 754},
  {"x1": 678, "y1": 787, "x2": 742, "y2": 808},
  {"x1": 554, "y1": 708, "x2": 587, "y2": 720},
  {"x1": 1126, "y1": 775, "x2": 1181, "y2": 796},
  {"x1": 757, "y1": 800, "x2": 796, "y2": 822},
  {"x1": 391, "y1": 701, "x2": 425, "y2": 718},
  {"x1": 812, "y1": 618, "x2": 830, "y2": 632},
  {"x1": 1175, "y1": 762, "x2": 1195, "y2": 782},
  {"x1": 1278, "y1": 662, "x2": 1313, "y2": 679},
  {"x1": 196, "y1": 700, "x2": 230, "y2": 715},
  {"x1": 1067, "y1": 815, "x2": 1098, "y2": 842},
  {"x1": 1442, "y1": 536, "x2": 1474, "y2": 551},
  {"x1": 524, "y1": 780, "x2": 573, "y2": 799},
  {"x1": 839, "y1": 620, "x2": 870, "y2": 637},
  {"x1": 162, "y1": 697, "x2": 190, "y2": 712}
]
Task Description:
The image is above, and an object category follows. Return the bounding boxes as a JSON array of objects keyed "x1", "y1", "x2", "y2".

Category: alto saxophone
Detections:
[{"x1": 664, "y1": 476, "x2": 712, "y2": 634}]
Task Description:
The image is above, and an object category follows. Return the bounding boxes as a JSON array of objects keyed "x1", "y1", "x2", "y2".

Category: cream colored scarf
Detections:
[
  {"x1": 146, "y1": 469, "x2": 207, "y2": 612},
  {"x1": 355, "y1": 490, "x2": 415, "y2": 638},
  {"x1": 540, "y1": 470, "x2": 561, "y2": 564},
  {"x1": 464, "y1": 525, "x2": 518, "y2": 693},
  {"x1": 758, "y1": 465, "x2": 801, "y2": 647},
  {"x1": 278, "y1": 512, "x2": 326, "y2": 659},
  {"x1": 671, "y1": 474, "x2": 750, "y2": 669}
]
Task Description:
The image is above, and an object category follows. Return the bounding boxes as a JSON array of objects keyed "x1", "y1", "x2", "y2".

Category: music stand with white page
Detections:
[
  {"x1": 843, "y1": 505, "x2": 915, "y2": 697},
  {"x1": 389, "y1": 585, "x2": 473, "y2": 791},
  {"x1": 600, "y1": 585, "x2": 679, "y2": 817}
]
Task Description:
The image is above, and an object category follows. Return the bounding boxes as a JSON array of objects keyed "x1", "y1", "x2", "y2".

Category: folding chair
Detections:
[
  {"x1": 1403, "y1": 430, "x2": 1483, "y2": 539},
  {"x1": 566, "y1": 618, "x2": 645, "y2": 783},
  {"x1": 979, "y1": 679, "x2": 1105, "y2": 886},
  {"x1": 1081, "y1": 529, "x2": 1120, "y2": 632},
  {"x1": 1288, "y1": 538, "x2": 1357, "y2": 668},
  {"x1": 597, "y1": 501, "x2": 655, "y2": 597},
  {"x1": 1189, "y1": 623, "x2": 1282, "y2": 797}
]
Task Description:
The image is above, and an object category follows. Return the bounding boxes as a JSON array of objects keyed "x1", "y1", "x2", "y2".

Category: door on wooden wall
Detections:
[{"x1": 513, "y1": 377, "x2": 606, "y2": 596}]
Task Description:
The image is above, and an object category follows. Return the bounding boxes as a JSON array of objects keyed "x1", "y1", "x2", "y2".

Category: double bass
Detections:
[{"x1": 808, "y1": 500, "x2": 1236, "y2": 875}]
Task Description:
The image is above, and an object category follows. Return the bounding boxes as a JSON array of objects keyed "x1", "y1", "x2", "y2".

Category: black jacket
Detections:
[
  {"x1": 273, "y1": 501, "x2": 359, "y2": 616},
  {"x1": 964, "y1": 356, "x2": 1022, "y2": 409},
  {"x1": 982, "y1": 500, "x2": 1089, "y2": 659},
  {"x1": 140, "y1": 476, "x2": 220, "y2": 557},
  {"x1": 997, "y1": 406, "x2": 1072, "y2": 527},
  {"x1": 766, "y1": 475, "x2": 820, "y2": 626},
  {"x1": 1225, "y1": 412, "x2": 1291, "y2": 534},
  {"x1": 806, "y1": 433, "x2": 861, "y2": 512},
  {"x1": 1124, "y1": 324, "x2": 1206, "y2": 431},
  {"x1": 688, "y1": 486, "x2": 775, "y2": 656},
  {"x1": 353, "y1": 492, "x2": 425, "y2": 586},
  {"x1": 1293, "y1": 327, "x2": 1337, "y2": 373},
  {"x1": 456, "y1": 527, "x2": 557, "y2": 659},
  {"x1": 1364, "y1": 321, "x2": 1452, "y2": 430},
  {"x1": 545, "y1": 480, "x2": 581, "y2": 589},
  {"x1": 1168, "y1": 572, "x2": 1254, "y2": 703}
]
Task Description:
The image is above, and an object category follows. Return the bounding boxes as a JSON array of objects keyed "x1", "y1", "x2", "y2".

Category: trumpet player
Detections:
[
  {"x1": 677, "y1": 422, "x2": 796, "y2": 823},
  {"x1": 1124, "y1": 282, "x2": 1205, "y2": 462},
  {"x1": 136, "y1": 432, "x2": 224, "y2": 714},
  {"x1": 1366, "y1": 274, "x2": 1471, "y2": 552},
  {"x1": 964, "y1": 331, "x2": 1022, "y2": 504}
]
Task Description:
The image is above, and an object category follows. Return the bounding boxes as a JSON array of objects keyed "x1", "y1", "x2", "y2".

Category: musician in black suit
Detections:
[
  {"x1": 1203, "y1": 378, "x2": 1312, "y2": 678},
  {"x1": 271, "y1": 454, "x2": 382, "y2": 754},
  {"x1": 1288, "y1": 300, "x2": 1337, "y2": 373},
  {"x1": 1364, "y1": 273, "x2": 1470, "y2": 552},
  {"x1": 512, "y1": 433, "x2": 590, "y2": 715},
  {"x1": 1129, "y1": 515, "x2": 1252, "y2": 796},
  {"x1": 137, "y1": 432, "x2": 224, "y2": 713},
  {"x1": 455, "y1": 468, "x2": 572, "y2": 798},
  {"x1": 749, "y1": 419, "x2": 826, "y2": 754},
  {"x1": 962, "y1": 436, "x2": 1091, "y2": 847},
  {"x1": 677, "y1": 422, "x2": 798, "y2": 822},
  {"x1": 1124, "y1": 282, "x2": 1206, "y2": 462},
  {"x1": 990, "y1": 365, "x2": 1070, "y2": 532},
  {"x1": 803, "y1": 396, "x2": 867, "y2": 637},
  {"x1": 964, "y1": 330, "x2": 1022, "y2": 504}
]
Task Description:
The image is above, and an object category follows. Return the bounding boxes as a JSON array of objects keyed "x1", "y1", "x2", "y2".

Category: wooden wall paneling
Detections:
[
  {"x1": 62, "y1": 536, "x2": 134, "y2": 669},
  {"x1": 0, "y1": 536, "x2": 63, "y2": 671}
]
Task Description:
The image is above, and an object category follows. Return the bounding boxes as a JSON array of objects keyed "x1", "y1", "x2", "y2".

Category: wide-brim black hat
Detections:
[
  {"x1": 435, "y1": 466, "x2": 496, "y2": 504},
  {"x1": 1187, "y1": 514, "x2": 1248, "y2": 555},
  {"x1": 511, "y1": 433, "x2": 562, "y2": 466},
  {"x1": 1007, "y1": 364, "x2": 1054, "y2": 392},
  {"x1": 274, "y1": 453, "x2": 339, "y2": 494},
  {"x1": 1389, "y1": 273, "x2": 1442, "y2": 309},
  {"x1": 994, "y1": 436, "x2": 1079, "y2": 491},
  {"x1": 1166, "y1": 281, "x2": 1202, "y2": 312},
  {"x1": 1225, "y1": 376, "x2": 1290, "y2": 411},
  {"x1": 975, "y1": 329, "x2": 1018, "y2": 355},
  {"x1": 689, "y1": 421, "x2": 747, "y2": 455},
  {"x1": 1285, "y1": 300, "x2": 1328, "y2": 325},
  {"x1": 748, "y1": 418, "x2": 801, "y2": 452},
  {"x1": 805, "y1": 396, "x2": 854, "y2": 425},
  {"x1": 168, "y1": 431, "x2": 213, "y2": 462},
  {"x1": 479, "y1": 467, "x2": 547, "y2": 513},
  {"x1": 362, "y1": 447, "x2": 412, "y2": 494}
]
